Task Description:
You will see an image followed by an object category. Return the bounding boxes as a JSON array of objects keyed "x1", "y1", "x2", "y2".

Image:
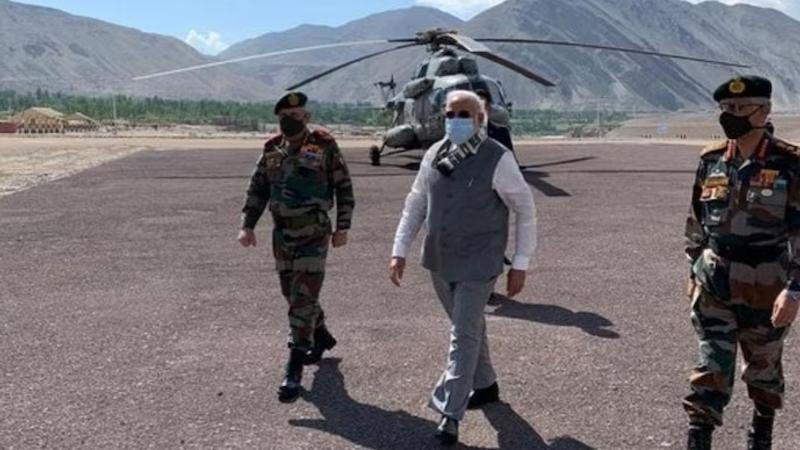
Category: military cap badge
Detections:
[
  {"x1": 729, "y1": 78, "x2": 746, "y2": 95},
  {"x1": 274, "y1": 91, "x2": 308, "y2": 114},
  {"x1": 713, "y1": 75, "x2": 771, "y2": 102}
]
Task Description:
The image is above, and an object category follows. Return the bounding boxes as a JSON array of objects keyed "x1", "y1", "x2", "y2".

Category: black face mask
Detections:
[
  {"x1": 279, "y1": 115, "x2": 306, "y2": 137},
  {"x1": 719, "y1": 106, "x2": 765, "y2": 139}
]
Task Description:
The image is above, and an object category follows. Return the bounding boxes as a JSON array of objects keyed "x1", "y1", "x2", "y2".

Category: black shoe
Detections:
[
  {"x1": 487, "y1": 292, "x2": 503, "y2": 306},
  {"x1": 747, "y1": 410, "x2": 774, "y2": 450},
  {"x1": 435, "y1": 416, "x2": 458, "y2": 446},
  {"x1": 278, "y1": 349, "x2": 305, "y2": 403},
  {"x1": 687, "y1": 424, "x2": 713, "y2": 450},
  {"x1": 467, "y1": 382, "x2": 499, "y2": 409},
  {"x1": 304, "y1": 326, "x2": 337, "y2": 365}
]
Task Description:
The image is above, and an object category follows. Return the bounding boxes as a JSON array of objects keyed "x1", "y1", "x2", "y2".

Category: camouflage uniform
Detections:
[
  {"x1": 683, "y1": 136, "x2": 800, "y2": 426},
  {"x1": 242, "y1": 129, "x2": 354, "y2": 351}
]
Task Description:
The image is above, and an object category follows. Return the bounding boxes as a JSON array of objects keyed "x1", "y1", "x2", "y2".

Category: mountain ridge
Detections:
[{"x1": 1, "y1": 0, "x2": 798, "y2": 110}]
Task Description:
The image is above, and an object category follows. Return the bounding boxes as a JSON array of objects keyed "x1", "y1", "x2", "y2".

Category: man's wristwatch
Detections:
[{"x1": 787, "y1": 280, "x2": 800, "y2": 301}]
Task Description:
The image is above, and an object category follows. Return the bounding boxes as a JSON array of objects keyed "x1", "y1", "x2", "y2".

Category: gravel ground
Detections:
[{"x1": 1, "y1": 142, "x2": 798, "y2": 449}]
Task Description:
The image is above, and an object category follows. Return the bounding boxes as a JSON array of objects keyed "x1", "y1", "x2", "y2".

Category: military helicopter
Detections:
[{"x1": 134, "y1": 28, "x2": 748, "y2": 166}]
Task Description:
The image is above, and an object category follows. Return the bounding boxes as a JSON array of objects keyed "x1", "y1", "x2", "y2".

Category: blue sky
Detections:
[
  {"x1": 17, "y1": 0, "x2": 421, "y2": 53},
  {"x1": 16, "y1": 0, "x2": 800, "y2": 55}
]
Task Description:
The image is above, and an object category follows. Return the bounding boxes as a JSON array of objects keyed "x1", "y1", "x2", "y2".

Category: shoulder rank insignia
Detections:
[
  {"x1": 264, "y1": 133, "x2": 283, "y2": 149},
  {"x1": 311, "y1": 128, "x2": 335, "y2": 143},
  {"x1": 774, "y1": 139, "x2": 800, "y2": 157},
  {"x1": 700, "y1": 140, "x2": 727, "y2": 157}
]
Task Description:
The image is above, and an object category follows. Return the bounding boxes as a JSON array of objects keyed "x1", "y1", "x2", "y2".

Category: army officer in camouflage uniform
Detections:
[
  {"x1": 684, "y1": 76, "x2": 800, "y2": 450},
  {"x1": 238, "y1": 92, "x2": 355, "y2": 403}
]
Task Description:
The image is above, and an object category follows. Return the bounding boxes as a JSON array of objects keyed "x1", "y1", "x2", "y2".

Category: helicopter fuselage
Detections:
[{"x1": 381, "y1": 50, "x2": 512, "y2": 152}]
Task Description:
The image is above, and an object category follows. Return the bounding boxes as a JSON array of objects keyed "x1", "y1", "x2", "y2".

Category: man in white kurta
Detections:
[{"x1": 389, "y1": 90, "x2": 536, "y2": 446}]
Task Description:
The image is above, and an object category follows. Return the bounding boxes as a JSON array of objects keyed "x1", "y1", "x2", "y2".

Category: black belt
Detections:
[
  {"x1": 272, "y1": 211, "x2": 327, "y2": 229},
  {"x1": 708, "y1": 240, "x2": 785, "y2": 264}
]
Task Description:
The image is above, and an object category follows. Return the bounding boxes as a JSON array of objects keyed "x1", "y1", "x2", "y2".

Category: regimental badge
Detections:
[
  {"x1": 701, "y1": 186, "x2": 730, "y2": 201},
  {"x1": 288, "y1": 93, "x2": 300, "y2": 107},
  {"x1": 729, "y1": 78, "x2": 746, "y2": 95},
  {"x1": 703, "y1": 176, "x2": 730, "y2": 188},
  {"x1": 701, "y1": 172, "x2": 730, "y2": 201},
  {"x1": 265, "y1": 152, "x2": 283, "y2": 169}
]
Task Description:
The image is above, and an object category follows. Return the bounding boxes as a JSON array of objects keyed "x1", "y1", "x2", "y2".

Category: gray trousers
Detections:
[{"x1": 429, "y1": 272, "x2": 498, "y2": 420}]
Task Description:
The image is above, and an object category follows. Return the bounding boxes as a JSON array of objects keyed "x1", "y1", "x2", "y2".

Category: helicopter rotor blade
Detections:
[
  {"x1": 443, "y1": 33, "x2": 491, "y2": 53},
  {"x1": 132, "y1": 40, "x2": 395, "y2": 81},
  {"x1": 286, "y1": 43, "x2": 420, "y2": 90},
  {"x1": 443, "y1": 33, "x2": 556, "y2": 86},
  {"x1": 476, "y1": 38, "x2": 750, "y2": 68},
  {"x1": 472, "y1": 52, "x2": 557, "y2": 86}
]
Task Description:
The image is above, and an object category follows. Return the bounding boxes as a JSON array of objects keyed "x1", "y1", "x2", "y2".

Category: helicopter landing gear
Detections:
[{"x1": 369, "y1": 145, "x2": 382, "y2": 166}]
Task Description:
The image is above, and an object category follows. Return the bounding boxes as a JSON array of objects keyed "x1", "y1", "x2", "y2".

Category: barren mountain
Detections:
[
  {"x1": 0, "y1": 0, "x2": 268, "y2": 100},
  {"x1": 1, "y1": 0, "x2": 799, "y2": 110},
  {"x1": 217, "y1": 7, "x2": 465, "y2": 103},
  {"x1": 217, "y1": 0, "x2": 800, "y2": 110},
  {"x1": 464, "y1": 0, "x2": 800, "y2": 110}
]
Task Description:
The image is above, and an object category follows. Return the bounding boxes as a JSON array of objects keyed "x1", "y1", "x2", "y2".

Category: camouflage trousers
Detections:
[
  {"x1": 684, "y1": 253, "x2": 790, "y2": 426},
  {"x1": 279, "y1": 270, "x2": 326, "y2": 351},
  {"x1": 272, "y1": 218, "x2": 331, "y2": 351}
]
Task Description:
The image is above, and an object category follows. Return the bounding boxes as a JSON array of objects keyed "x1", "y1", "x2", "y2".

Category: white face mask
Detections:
[{"x1": 445, "y1": 118, "x2": 476, "y2": 145}]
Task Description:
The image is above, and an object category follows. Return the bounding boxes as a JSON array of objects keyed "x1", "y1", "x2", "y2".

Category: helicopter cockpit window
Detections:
[
  {"x1": 468, "y1": 80, "x2": 505, "y2": 107},
  {"x1": 487, "y1": 83, "x2": 506, "y2": 106},
  {"x1": 415, "y1": 63, "x2": 429, "y2": 79},
  {"x1": 458, "y1": 58, "x2": 478, "y2": 75}
]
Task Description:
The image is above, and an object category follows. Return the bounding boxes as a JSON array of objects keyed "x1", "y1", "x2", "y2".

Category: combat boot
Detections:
[
  {"x1": 747, "y1": 409, "x2": 775, "y2": 450},
  {"x1": 687, "y1": 424, "x2": 713, "y2": 450},
  {"x1": 304, "y1": 325, "x2": 337, "y2": 365},
  {"x1": 278, "y1": 348, "x2": 306, "y2": 403}
]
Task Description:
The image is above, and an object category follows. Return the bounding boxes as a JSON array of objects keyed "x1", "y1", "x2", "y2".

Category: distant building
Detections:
[
  {"x1": 65, "y1": 112, "x2": 99, "y2": 131},
  {"x1": 0, "y1": 121, "x2": 17, "y2": 134},
  {"x1": 12, "y1": 107, "x2": 99, "y2": 133},
  {"x1": 14, "y1": 107, "x2": 67, "y2": 134}
]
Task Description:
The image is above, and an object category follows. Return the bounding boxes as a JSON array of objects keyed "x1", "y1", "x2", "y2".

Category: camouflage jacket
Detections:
[
  {"x1": 684, "y1": 135, "x2": 800, "y2": 288},
  {"x1": 241, "y1": 129, "x2": 354, "y2": 231}
]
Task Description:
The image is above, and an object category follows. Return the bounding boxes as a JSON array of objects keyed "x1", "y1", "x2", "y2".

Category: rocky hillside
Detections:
[
  {"x1": 0, "y1": 0, "x2": 268, "y2": 100},
  {"x1": 1, "y1": 0, "x2": 798, "y2": 110}
]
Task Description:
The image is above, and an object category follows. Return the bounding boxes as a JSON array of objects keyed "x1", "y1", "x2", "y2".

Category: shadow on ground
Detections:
[
  {"x1": 290, "y1": 358, "x2": 595, "y2": 449},
  {"x1": 488, "y1": 295, "x2": 620, "y2": 339}
]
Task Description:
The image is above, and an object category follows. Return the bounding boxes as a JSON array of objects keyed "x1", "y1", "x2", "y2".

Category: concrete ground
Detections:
[{"x1": 1, "y1": 141, "x2": 798, "y2": 449}]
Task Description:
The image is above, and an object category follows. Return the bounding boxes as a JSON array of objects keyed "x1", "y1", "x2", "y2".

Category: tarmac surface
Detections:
[{"x1": 1, "y1": 142, "x2": 799, "y2": 449}]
